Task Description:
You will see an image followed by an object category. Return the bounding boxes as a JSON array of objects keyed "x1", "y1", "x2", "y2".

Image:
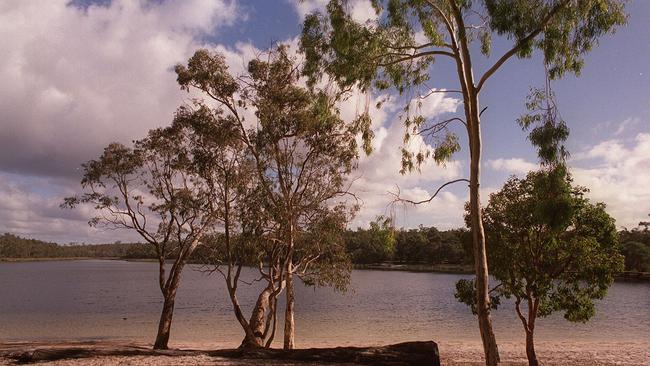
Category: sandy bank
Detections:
[{"x1": 1, "y1": 340, "x2": 648, "y2": 365}]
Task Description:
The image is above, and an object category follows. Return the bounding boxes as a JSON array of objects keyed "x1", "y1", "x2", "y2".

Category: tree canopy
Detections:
[{"x1": 456, "y1": 169, "x2": 624, "y2": 365}]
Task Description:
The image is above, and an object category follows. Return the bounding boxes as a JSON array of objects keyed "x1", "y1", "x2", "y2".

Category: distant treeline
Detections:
[
  {"x1": 2, "y1": 228, "x2": 648, "y2": 272},
  {"x1": 0, "y1": 233, "x2": 144, "y2": 259}
]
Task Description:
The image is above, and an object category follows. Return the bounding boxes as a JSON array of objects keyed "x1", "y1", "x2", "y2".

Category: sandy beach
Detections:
[
  {"x1": 439, "y1": 341, "x2": 650, "y2": 365},
  {"x1": 1, "y1": 340, "x2": 648, "y2": 365}
]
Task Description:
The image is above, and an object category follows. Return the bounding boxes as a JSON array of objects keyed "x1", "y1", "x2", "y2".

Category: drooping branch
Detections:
[
  {"x1": 476, "y1": 0, "x2": 570, "y2": 92},
  {"x1": 416, "y1": 117, "x2": 467, "y2": 137}
]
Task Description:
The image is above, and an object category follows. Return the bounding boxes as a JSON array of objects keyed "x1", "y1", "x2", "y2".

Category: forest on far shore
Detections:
[{"x1": 2, "y1": 223, "x2": 649, "y2": 273}]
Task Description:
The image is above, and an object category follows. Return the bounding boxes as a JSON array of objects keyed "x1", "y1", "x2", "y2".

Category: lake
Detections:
[{"x1": 0, "y1": 260, "x2": 648, "y2": 348}]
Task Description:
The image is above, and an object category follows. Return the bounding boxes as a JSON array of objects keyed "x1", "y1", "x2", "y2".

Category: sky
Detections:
[{"x1": 0, "y1": 0, "x2": 648, "y2": 244}]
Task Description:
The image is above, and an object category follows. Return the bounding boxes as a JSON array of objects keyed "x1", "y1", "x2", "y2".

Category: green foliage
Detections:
[
  {"x1": 616, "y1": 217, "x2": 650, "y2": 272},
  {"x1": 175, "y1": 46, "x2": 361, "y2": 293},
  {"x1": 394, "y1": 226, "x2": 467, "y2": 264},
  {"x1": 175, "y1": 50, "x2": 239, "y2": 100},
  {"x1": 345, "y1": 216, "x2": 396, "y2": 264},
  {"x1": 485, "y1": 0, "x2": 627, "y2": 79},
  {"x1": 298, "y1": 206, "x2": 353, "y2": 292},
  {"x1": 457, "y1": 168, "x2": 624, "y2": 322},
  {"x1": 301, "y1": 0, "x2": 626, "y2": 171},
  {"x1": 454, "y1": 278, "x2": 501, "y2": 315},
  {"x1": 620, "y1": 241, "x2": 650, "y2": 272},
  {"x1": 0, "y1": 233, "x2": 152, "y2": 259},
  {"x1": 518, "y1": 87, "x2": 570, "y2": 166}
]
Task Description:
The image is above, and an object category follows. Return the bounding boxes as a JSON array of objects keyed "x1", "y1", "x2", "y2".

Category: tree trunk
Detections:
[
  {"x1": 449, "y1": 6, "x2": 500, "y2": 361},
  {"x1": 225, "y1": 271, "x2": 258, "y2": 349},
  {"x1": 283, "y1": 269, "x2": 295, "y2": 350},
  {"x1": 153, "y1": 261, "x2": 186, "y2": 350},
  {"x1": 153, "y1": 293, "x2": 175, "y2": 350},
  {"x1": 525, "y1": 329, "x2": 538, "y2": 366},
  {"x1": 467, "y1": 92, "x2": 500, "y2": 365},
  {"x1": 265, "y1": 292, "x2": 279, "y2": 348},
  {"x1": 240, "y1": 286, "x2": 273, "y2": 348},
  {"x1": 525, "y1": 297, "x2": 539, "y2": 366}
]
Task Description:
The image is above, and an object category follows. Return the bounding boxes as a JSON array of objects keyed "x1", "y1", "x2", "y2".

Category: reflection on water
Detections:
[{"x1": 0, "y1": 260, "x2": 648, "y2": 347}]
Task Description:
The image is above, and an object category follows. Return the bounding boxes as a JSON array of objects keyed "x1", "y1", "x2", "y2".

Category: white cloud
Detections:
[
  {"x1": 0, "y1": 0, "x2": 242, "y2": 242},
  {"x1": 289, "y1": 0, "x2": 378, "y2": 23},
  {"x1": 348, "y1": 0, "x2": 378, "y2": 23},
  {"x1": 349, "y1": 91, "x2": 467, "y2": 230},
  {"x1": 406, "y1": 89, "x2": 462, "y2": 120},
  {"x1": 0, "y1": 0, "x2": 239, "y2": 178},
  {"x1": 488, "y1": 158, "x2": 539, "y2": 175},
  {"x1": 594, "y1": 117, "x2": 642, "y2": 137},
  {"x1": 0, "y1": 173, "x2": 140, "y2": 243},
  {"x1": 572, "y1": 132, "x2": 650, "y2": 229},
  {"x1": 614, "y1": 117, "x2": 640, "y2": 136},
  {"x1": 487, "y1": 132, "x2": 650, "y2": 229},
  {"x1": 289, "y1": 0, "x2": 328, "y2": 19}
]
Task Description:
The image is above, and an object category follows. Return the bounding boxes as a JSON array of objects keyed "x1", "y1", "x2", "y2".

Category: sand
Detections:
[
  {"x1": 1, "y1": 340, "x2": 648, "y2": 365},
  {"x1": 438, "y1": 341, "x2": 650, "y2": 365}
]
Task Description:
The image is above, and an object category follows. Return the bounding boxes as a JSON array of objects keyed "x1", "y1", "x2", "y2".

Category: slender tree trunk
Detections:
[
  {"x1": 448, "y1": 5, "x2": 500, "y2": 361},
  {"x1": 467, "y1": 92, "x2": 500, "y2": 366},
  {"x1": 283, "y1": 268, "x2": 295, "y2": 350},
  {"x1": 225, "y1": 272, "x2": 259, "y2": 348},
  {"x1": 153, "y1": 291, "x2": 176, "y2": 349},
  {"x1": 525, "y1": 329, "x2": 538, "y2": 366},
  {"x1": 283, "y1": 220, "x2": 296, "y2": 350},
  {"x1": 525, "y1": 297, "x2": 539, "y2": 366},
  {"x1": 153, "y1": 258, "x2": 191, "y2": 350},
  {"x1": 265, "y1": 292, "x2": 280, "y2": 348},
  {"x1": 515, "y1": 296, "x2": 539, "y2": 366}
]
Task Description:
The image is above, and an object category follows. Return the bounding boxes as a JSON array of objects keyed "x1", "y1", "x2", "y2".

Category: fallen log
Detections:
[{"x1": 212, "y1": 341, "x2": 440, "y2": 366}]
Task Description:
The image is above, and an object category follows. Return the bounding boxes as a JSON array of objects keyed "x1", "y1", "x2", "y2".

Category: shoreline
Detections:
[
  {"x1": 2, "y1": 340, "x2": 649, "y2": 365},
  {"x1": 352, "y1": 263, "x2": 650, "y2": 282},
  {"x1": 2, "y1": 258, "x2": 649, "y2": 281},
  {"x1": 0, "y1": 257, "x2": 121, "y2": 263}
]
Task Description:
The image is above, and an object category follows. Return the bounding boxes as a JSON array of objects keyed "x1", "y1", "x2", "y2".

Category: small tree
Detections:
[
  {"x1": 63, "y1": 112, "x2": 227, "y2": 349},
  {"x1": 300, "y1": 2, "x2": 627, "y2": 362},
  {"x1": 456, "y1": 169, "x2": 624, "y2": 366}
]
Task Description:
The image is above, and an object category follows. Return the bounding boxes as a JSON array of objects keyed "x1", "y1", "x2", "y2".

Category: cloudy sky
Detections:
[{"x1": 0, "y1": 0, "x2": 648, "y2": 243}]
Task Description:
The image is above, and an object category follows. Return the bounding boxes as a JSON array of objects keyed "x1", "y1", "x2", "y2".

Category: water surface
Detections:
[{"x1": 0, "y1": 260, "x2": 648, "y2": 347}]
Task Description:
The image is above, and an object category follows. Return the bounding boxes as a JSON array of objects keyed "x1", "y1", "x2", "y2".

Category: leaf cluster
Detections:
[{"x1": 458, "y1": 168, "x2": 624, "y2": 322}]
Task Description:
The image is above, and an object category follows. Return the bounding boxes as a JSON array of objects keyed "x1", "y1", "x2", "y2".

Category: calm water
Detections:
[{"x1": 0, "y1": 260, "x2": 648, "y2": 347}]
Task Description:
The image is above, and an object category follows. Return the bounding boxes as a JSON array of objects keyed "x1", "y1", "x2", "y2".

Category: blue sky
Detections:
[{"x1": 0, "y1": 0, "x2": 648, "y2": 243}]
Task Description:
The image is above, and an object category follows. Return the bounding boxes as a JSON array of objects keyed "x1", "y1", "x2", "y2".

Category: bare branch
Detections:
[
  {"x1": 389, "y1": 178, "x2": 470, "y2": 205},
  {"x1": 378, "y1": 50, "x2": 456, "y2": 67}
]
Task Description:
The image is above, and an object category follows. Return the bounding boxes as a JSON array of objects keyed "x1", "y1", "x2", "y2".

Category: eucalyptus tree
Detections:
[
  {"x1": 62, "y1": 111, "x2": 231, "y2": 349},
  {"x1": 154, "y1": 101, "x2": 290, "y2": 350},
  {"x1": 300, "y1": 1, "x2": 626, "y2": 362},
  {"x1": 175, "y1": 46, "x2": 361, "y2": 349},
  {"x1": 171, "y1": 103, "x2": 285, "y2": 348},
  {"x1": 456, "y1": 169, "x2": 624, "y2": 366},
  {"x1": 201, "y1": 185, "x2": 289, "y2": 349}
]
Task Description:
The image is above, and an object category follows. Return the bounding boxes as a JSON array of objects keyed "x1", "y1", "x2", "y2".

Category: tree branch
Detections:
[
  {"x1": 476, "y1": 0, "x2": 570, "y2": 92},
  {"x1": 390, "y1": 178, "x2": 470, "y2": 205}
]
